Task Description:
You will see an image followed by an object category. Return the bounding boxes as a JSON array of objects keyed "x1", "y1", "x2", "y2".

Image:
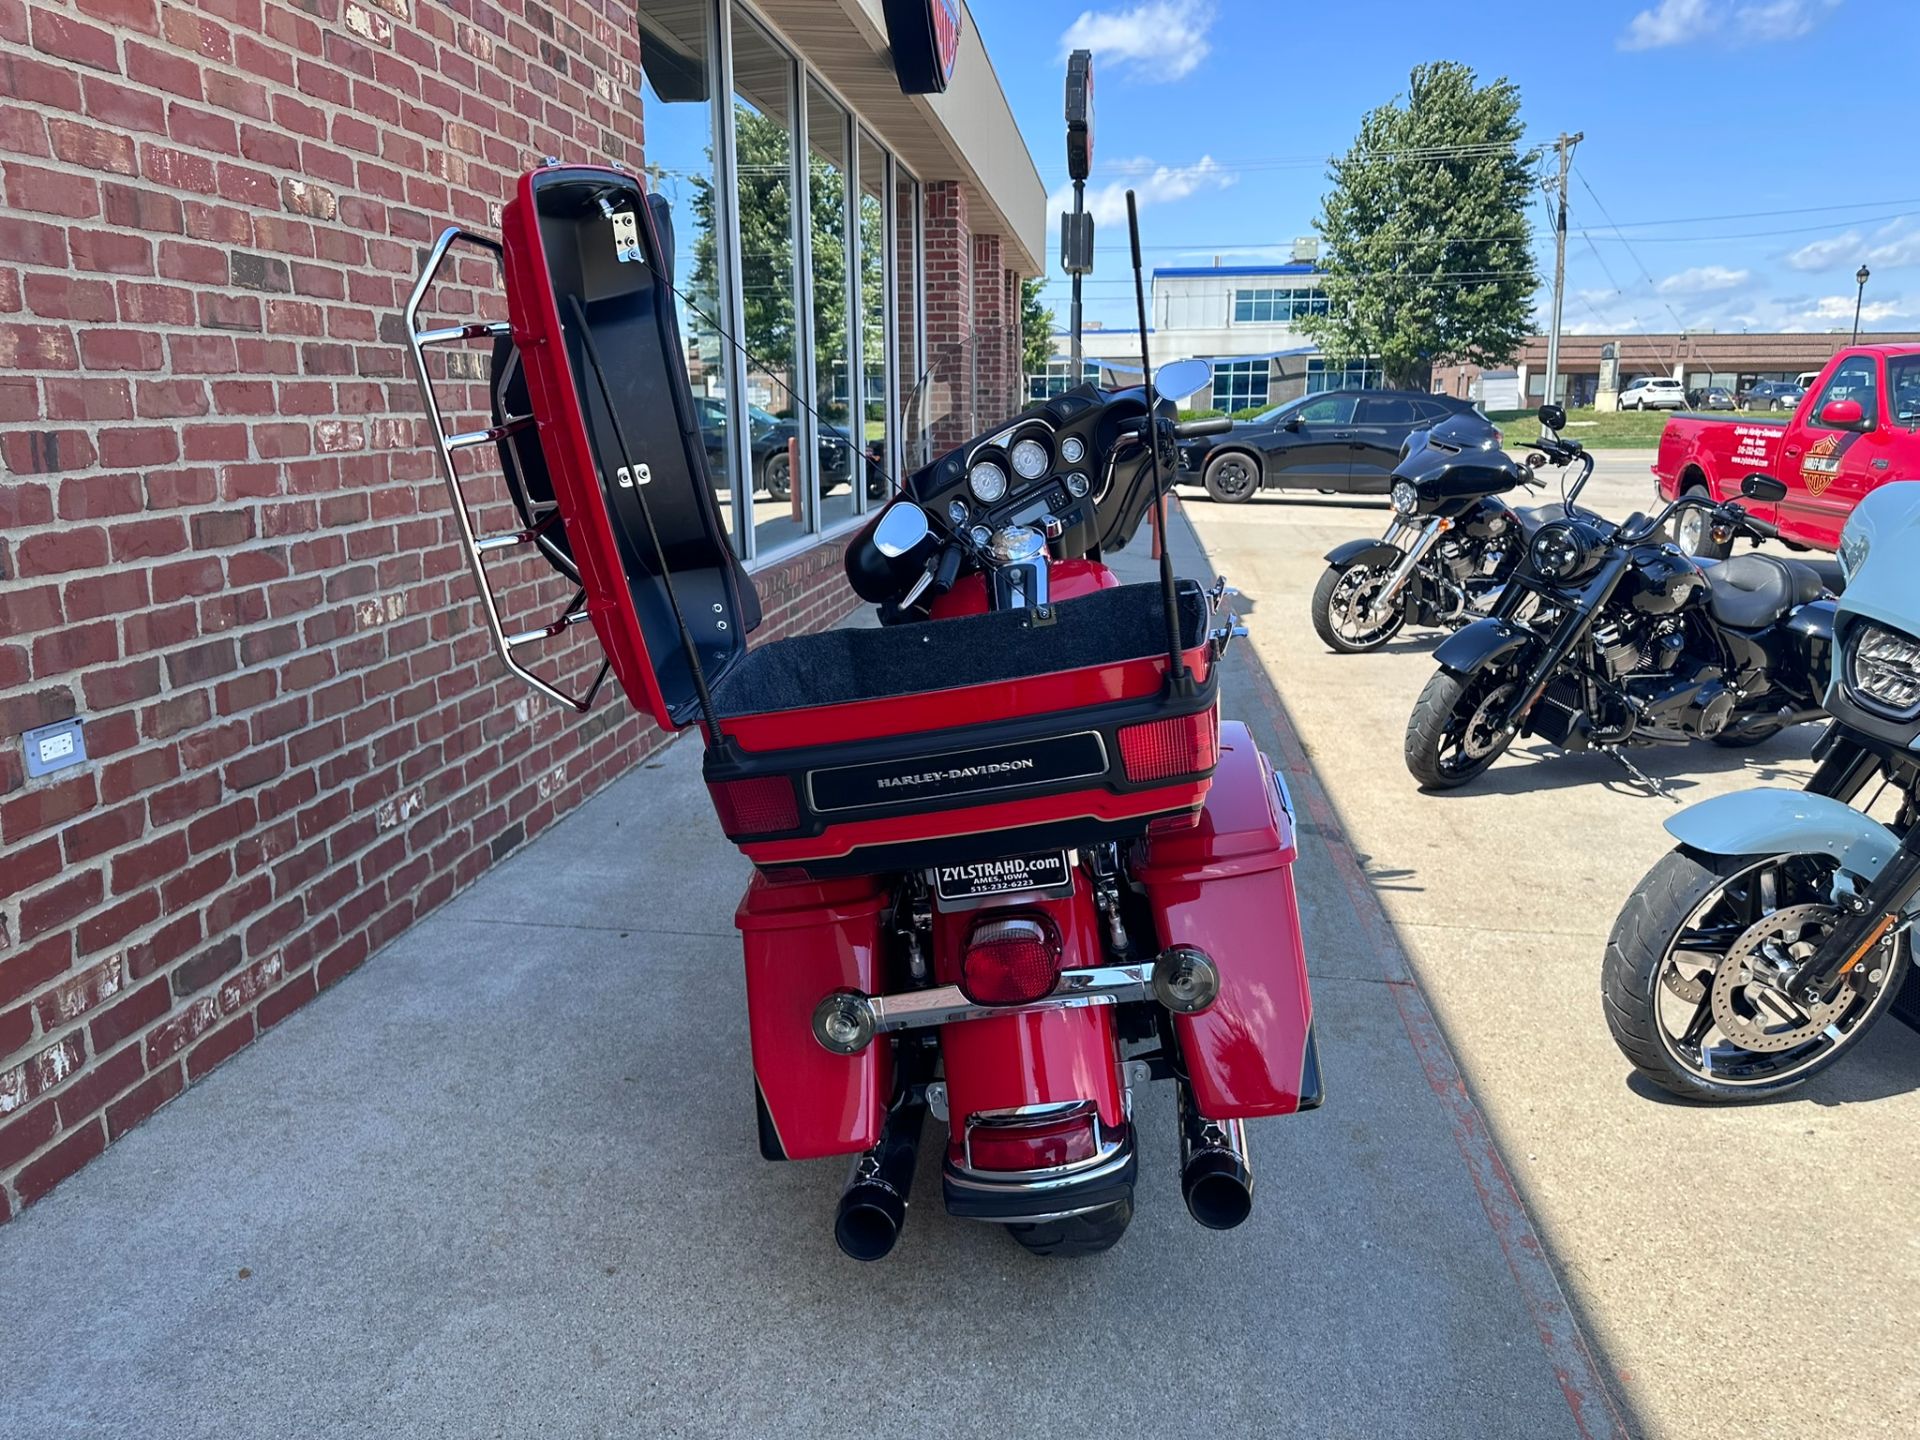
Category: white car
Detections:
[{"x1": 1620, "y1": 376, "x2": 1687, "y2": 410}]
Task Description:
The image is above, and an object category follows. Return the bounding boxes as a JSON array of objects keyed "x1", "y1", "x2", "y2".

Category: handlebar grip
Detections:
[
  {"x1": 932, "y1": 542, "x2": 963, "y2": 594},
  {"x1": 1174, "y1": 416, "x2": 1233, "y2": 438},
  {"x1": 1744, "y1": 516, "x2": 1780, "y2": 541}
]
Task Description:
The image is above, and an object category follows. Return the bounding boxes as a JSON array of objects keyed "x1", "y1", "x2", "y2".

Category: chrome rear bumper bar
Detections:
[{"x1": 811, "y1": 948, "x2": 1219, "y2": 1055}]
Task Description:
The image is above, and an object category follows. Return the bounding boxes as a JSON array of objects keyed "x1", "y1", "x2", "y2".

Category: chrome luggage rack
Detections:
[{"x1": 403, "y1": 225, "x2": 609, "y2": 713}]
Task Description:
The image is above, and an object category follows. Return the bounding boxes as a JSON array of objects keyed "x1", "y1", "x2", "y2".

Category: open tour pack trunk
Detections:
[{"x1": 414, "y1": 163, "x2": 1221, "y2": 879}]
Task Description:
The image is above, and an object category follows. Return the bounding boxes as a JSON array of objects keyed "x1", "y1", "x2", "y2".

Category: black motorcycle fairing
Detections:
[{"x1": 1393, "y1": 417, "x2": 1530, "y2": 503}]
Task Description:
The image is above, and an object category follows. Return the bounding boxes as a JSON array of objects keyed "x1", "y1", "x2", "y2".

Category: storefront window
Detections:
[
  {"x1": 729, "y1": 11, "x2": 804, "y2": 558},
  {"x1": 1212, "y1": 359, "x2": 1270, "y2": 412},
  {"x1": 636, "y1": 1, "x2": 733, "y2": 542},
  {"x1": 806, "y1": 79, "x2": 858, "y2": 532},
  {"x1": 857, "y1": 130, "x2": 890, "y2": 503}
]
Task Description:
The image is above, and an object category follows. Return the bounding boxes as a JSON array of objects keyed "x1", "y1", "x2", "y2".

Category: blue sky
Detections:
[{"x1": 973, "y1": 0, "x2": 1920, "y2": 338}]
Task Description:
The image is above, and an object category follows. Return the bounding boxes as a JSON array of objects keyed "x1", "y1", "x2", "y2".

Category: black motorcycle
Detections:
[
  {"x1": 1403, "y1": 439, "x2": 1840, "y2": 790},
  {"x1": 1311, "y1": 414, "x2": 1542, "y2": 654}
]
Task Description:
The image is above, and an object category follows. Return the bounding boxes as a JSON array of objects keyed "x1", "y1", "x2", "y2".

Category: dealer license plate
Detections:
[{"x1": 932, "y1": 851, "x2": 1071, "y2": 902}]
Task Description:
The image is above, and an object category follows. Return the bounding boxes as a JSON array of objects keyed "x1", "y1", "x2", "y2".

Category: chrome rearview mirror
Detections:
[
  {"x1": 873, "y1": 500, "x2": 931, "y2": 557},
  {"x1": 1154, "y1": 358, "x2": 1212, "y2": 402}
]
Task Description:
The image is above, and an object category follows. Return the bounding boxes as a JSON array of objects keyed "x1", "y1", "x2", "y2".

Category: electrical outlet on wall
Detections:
[{"x1": 23, "y1": 719, "x2": 86, "y2": 778}]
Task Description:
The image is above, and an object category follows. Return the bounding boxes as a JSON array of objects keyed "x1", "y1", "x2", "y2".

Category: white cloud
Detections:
[
  {"x1": 1619, "y1": 0, "x2": 1838, "y2": 50},
  {"x1": 1059, "y1": 2, "x2": 1215, "y2": 82},
  {"x1": 1047, "y1": 155, "x2": 1235, "y2": 230},
  {"x1": 1864, "y1": 221, "x2": 1920, "y2": 269},
  {"x1": 1785, "y1": 230, "x2": 1863, "y2": 271},
  {"x1": 1657, "y1": 264, "x2": 1750, "y2": 295}
]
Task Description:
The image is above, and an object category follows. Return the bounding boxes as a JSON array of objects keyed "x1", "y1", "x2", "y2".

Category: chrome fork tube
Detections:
[{"x1": 1367, "y1": 516, "x2": 1452, "y2": 621}]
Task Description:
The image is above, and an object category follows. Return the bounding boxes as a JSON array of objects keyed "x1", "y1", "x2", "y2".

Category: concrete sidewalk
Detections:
[{"x1": 0, "y1": 518, "x2": 1624, "y2": 1440}]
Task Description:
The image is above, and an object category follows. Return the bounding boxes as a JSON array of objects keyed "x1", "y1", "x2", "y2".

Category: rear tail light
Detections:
[
  {"x1": 1117, "y1": 709, "x2": 1219, "y2": 783},
  {"x1": 959, "y1": 915, "x2": 1062, "y2": 1005},
  {"x1": 965, "y1": 1112, "x2": 1099, "y2": 1172},
  {"x1": 707, "y1": 776, "x2": 799, "y2": 835}
]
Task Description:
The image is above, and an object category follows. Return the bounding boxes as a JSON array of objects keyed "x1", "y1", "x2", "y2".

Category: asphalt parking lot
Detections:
[{"x1": 1179, "y1": 447, "x2": 1920, "y2": 1440}]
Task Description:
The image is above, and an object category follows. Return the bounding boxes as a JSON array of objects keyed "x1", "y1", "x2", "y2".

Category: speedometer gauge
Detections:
[
  {"x1": 968, "y1": 459, "x2": 1008, "y2": 503},
  {"x1": 1010, "y1": 437, "x2": 1049, "y2": 480}
]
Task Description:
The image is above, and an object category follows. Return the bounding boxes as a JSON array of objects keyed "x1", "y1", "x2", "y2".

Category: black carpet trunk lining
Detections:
[{"x1": 710, "y1": 581, "x2": 1207, "y2": 718}]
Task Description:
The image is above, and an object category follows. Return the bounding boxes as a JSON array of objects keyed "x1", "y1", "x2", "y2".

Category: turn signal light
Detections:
[
  {"x1": 959, "y1": 916, "x2": 1062, "y2": 1005},
  {"x1": 707, "y1": 776, "x2": 799, "y2": 835},
  {"x1": 1117, "y1": 709, "x2": 1219, "y2": 783}
]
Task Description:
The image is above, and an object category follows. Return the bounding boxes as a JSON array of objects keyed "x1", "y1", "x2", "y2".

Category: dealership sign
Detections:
[{"x1": 884, "y1": 0, "x2": 962, "y2": 94}]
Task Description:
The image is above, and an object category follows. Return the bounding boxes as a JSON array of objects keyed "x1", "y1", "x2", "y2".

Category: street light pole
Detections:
[
  {"x1": 1852, "y1": 265, "x2": 1871, "y2": 345},
  {"x1": 1542, "y1": 131, "x2": 1583, "y2": 409}
]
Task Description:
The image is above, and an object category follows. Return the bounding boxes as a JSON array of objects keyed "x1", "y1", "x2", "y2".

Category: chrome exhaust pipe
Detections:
[
  {"x1": 833, "y1": 1097, "x2": 926, "y2": 1261},
  {"x1": 1177, "y1": 1082, "x2": 1254, "y2": 1231}
]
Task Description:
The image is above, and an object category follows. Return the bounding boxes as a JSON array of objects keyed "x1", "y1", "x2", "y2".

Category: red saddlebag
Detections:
[
  {"x1": 737, "y1": 873, "x2": 891, "y2": 1160},
  {"x1": 1136, "y1": 721, "x2": 1318, "y2": 1118}
]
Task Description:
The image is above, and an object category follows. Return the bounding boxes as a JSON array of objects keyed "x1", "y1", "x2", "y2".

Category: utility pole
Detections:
[{"x1": 1543, "y1": 131, "x2": 1582, "y2": 409}]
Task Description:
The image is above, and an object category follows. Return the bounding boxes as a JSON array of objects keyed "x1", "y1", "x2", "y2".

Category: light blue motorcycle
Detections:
[{"x1": 1603, "y1": 482, "x2": 1920, "y2": 1101}]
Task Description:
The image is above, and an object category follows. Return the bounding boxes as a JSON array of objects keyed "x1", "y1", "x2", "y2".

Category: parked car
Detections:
[
  {"x1": 1687, "y1": 385, "x2": 1735, "y2": 410},
  {"x1": 1654, "y1": 343, "x2": 1920, "y2": 554},
  {"x1": 692, "y1": 396, "x2": 857, "y2": 499},
  {"x1": 1179, "y1": 389, "x2": 1494, "y2": 502},
  {"x1": 1619, "y1": 376, "x2": 1688, "y2": 410},
  {"x1": 1741, "y1": 380, "x2": 1805, "y2": 412},
  {"x1": 1795, "y1": 370, "x2": 1822, "y2": 390}
]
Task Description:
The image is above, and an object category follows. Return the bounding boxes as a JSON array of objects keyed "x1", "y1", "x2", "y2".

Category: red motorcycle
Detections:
[{"x1": 406, "y1": 164, "x2": 1319, "y2": 1258}]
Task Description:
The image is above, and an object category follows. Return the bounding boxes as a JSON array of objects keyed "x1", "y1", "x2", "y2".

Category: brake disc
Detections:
[
  {"x1": 1460, "y1": 682, "x2": 1517, "y2": 760},
  {"x1": 1709, "y1": 903, "x2": 1860, "y2": 1052}
]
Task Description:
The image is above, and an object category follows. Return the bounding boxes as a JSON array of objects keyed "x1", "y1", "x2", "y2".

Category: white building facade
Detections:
[{"x1": 1032, "y1": 262, "x2": 1382, "y2": 412}]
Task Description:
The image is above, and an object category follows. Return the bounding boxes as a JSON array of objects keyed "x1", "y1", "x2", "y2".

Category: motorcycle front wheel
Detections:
[
  {"x1": 1602, "y1": 847, "x2": 1909, "y2": 1103},
  {"x1": 1310, "y1": 560, "x2": 1406, "y2": 653},
  {"x1": 1404, "y1": 664, "x2": 1519, "y2": 789}
]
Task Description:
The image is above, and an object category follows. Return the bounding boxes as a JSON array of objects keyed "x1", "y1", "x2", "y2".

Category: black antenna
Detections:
[
  {"x1": 1126, "y1": 190, "x2": 1188, "y2": 688},
  {"x1": 566, "y1": 292, "x2": 726, "y2": 748}
]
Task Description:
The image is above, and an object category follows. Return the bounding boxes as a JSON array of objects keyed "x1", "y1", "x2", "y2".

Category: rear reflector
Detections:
[
  {"x1": 708, "y1": 776, "x2": 799, "y2": 835},
  {"x1": 959, "y1": 915, "x2": 1062, "y2": 1005},
  {"x1": 966, "y1": 1113, "x2": 1099, "y2": 1172},
  {"x1": 1117, "y1": 709, "x2": 1219, "y2": 783}
]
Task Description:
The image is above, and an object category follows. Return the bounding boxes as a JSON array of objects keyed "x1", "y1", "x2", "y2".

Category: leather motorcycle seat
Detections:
[{"x1": 1705, "y1": 553, "x2": 1830, "y2": 630}]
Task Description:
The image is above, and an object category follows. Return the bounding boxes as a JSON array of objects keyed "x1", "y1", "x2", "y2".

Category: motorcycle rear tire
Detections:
[{"x1": 1006, "y1": 1195, "x2": 1133, "y2": 1257}]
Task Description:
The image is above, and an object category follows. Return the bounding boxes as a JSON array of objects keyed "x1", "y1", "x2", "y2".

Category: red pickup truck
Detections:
[{"x1": 1654, "y1": 344, "x2": 1920, "y2": 554}]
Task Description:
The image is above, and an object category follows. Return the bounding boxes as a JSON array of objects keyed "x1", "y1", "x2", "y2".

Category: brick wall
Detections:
[{"x1": 0, "y1": 0, "x2": 867, "y2": 1224}]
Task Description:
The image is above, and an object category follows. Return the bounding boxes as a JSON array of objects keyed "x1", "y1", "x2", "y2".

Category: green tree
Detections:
[
  {"x1": 1021, "y1": 277, "x2": 1055, "y2": 376},
  {"x1": 1298, "y1": 62, "x2": 1538, "y2": 391}
]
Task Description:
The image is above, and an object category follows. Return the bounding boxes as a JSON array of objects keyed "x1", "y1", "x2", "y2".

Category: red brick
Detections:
[
  {"x1": 18, "y1": 868, "x2": 103, "y2": 938},
  {"x1": 144, "y1": 994, "x2": 217, "y2": 1064},
  {"x1": 122, "y1": 910, "x2": 199, "y2": 981},
  {"x1": 105, "y1": 1060, "x2": 181, "y2": 1136},
  {"x1": 14, "y1": 1117, "x2": 105, "y2": 1206},
  {"x1": 77, "y1": 888, "x2": 158, "y2": 954},
  {"x1": 0, "y1": 683, "x2": 73, "y2": 735},
  {"x1": 46, "y1": 116, "x2": 136, "y2": 174},
  {"x1": 0, "y1": 931, "x2": 70, "y2": 1008},
  {"x1": 52, "y1": 1038, "x2": 143, "y2": 1129},
  {"x1": 0, "y1": 835, "x2": 60, "y2": 901},
  {"x1": 29, "y1": 8, "x2": 119, "y2": 73},
  {"x1": 185, "y1": 1011, "x2": 253, "y2": 1079},
  {"x1": 0, "y1": 770, "x2": 95, "y2": 843},
  {"x1": 80, "y1": 657, "x2": 162, "y2": 710},
  {"x1": 1, "y1": 428, "x2": 96, "y2": 474},
  {"x1": 0, "y1": 1098, "x2": 56, "y2": 1170},
  {"x1": 60, "y1": 798, "x2": 143, "y2": 863},
  {"x1": 87, "y1": 975, "x2": 167, "y2": 1050}
]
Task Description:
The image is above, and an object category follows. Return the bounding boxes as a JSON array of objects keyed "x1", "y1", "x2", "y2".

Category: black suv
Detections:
[{"x1": 1179, "y1": 389, "x2": 1495, "y2": 502}]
